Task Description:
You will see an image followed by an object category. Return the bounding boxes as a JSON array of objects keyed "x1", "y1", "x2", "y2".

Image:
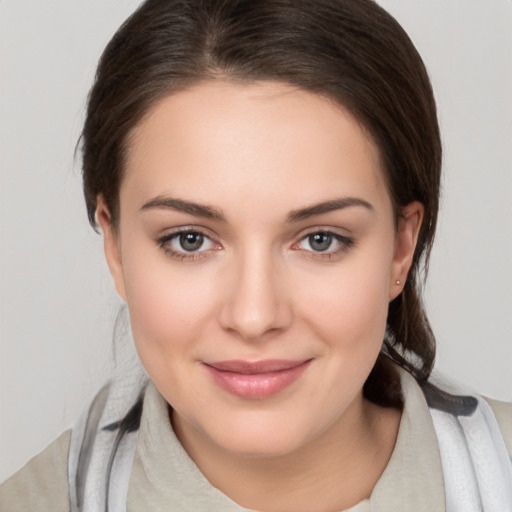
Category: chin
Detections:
[
  {"x1": 218, "y1": 432, "x2": 306, "y2": 459},
  {"x1": 201, "y1": 408, "x2": 320, "y2": 459}
]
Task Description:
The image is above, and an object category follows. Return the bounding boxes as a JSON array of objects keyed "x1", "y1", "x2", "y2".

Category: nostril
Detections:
[{"x1": 219, "y1": 286, "x2": 292, "y2": 342}]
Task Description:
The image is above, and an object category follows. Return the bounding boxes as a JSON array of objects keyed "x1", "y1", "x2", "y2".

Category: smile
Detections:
[{"x1": 202, "y1": 359, "x2": 312, "y2": 399}]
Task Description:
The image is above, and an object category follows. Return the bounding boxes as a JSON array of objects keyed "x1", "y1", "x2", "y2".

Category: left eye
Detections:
[
  {"x1": 161, "y1": 230, "x2": 217, "y2": 253},
  {"x1": 297, "y1": 232, "x2": 350, "y2": 253}
]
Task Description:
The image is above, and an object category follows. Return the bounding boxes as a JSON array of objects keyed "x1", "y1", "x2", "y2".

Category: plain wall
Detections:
[{"x1": 1, "y1": 0, "x2": 511, "y2": 482}]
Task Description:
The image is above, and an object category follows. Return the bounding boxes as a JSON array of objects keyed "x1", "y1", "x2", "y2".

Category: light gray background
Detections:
[{"x1": 1, "y1": 0, "x2": 511, "y2": 482}]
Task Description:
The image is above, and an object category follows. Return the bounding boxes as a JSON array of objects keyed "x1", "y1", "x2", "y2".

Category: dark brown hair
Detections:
[{"x1": 81, "y1": 0, "x2": 441, "y2": 406}]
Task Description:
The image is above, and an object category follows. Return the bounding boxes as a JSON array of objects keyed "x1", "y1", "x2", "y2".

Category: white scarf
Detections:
[{"x1": 425, "y1": 373, "x2": 512, "y2": 511}]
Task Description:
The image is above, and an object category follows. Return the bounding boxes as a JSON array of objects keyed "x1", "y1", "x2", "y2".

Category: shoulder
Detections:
[
  {"x1": 0, "y1": 430, "x2": 71, "y2": 512},
  {"x1": 486, "y1": 397, "x2": 512, "y2": 458}
]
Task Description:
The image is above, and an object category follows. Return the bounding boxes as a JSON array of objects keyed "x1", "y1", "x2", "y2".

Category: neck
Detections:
[{"x1": 172, "y1": 395, "x2": 401, "y2": 512}]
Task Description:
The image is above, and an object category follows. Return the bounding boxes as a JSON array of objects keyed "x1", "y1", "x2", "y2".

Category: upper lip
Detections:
[{"x1": 204, "y1": 359, "x2": 311, "y2": 374}]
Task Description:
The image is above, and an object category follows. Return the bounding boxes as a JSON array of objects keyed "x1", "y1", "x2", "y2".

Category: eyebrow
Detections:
[
  {"x1": 140, "y1": 196, "x2": 226, "y2": 221},
  {"x1": 140, "y1": 195, "x2": 373, "y2": 223},
  {"x1": 286, "y1": 197, "x2": 373, "y2": 222}
]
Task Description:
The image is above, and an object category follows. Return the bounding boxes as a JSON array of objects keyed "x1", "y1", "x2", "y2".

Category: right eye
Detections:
[
  {"x1": 157, "y1": 229, "x2": 220, "y2": 260},
  {"x1": 175, "y1": 232, "x2": 208, "y2": 252}
]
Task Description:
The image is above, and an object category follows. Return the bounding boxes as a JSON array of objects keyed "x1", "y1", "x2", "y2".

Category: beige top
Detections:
[{"x1": 1, "y1": 369, "x2": 511, "y2": 512}]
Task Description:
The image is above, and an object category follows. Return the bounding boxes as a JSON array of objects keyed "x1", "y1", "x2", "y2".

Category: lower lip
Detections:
[{"x1": 203, "y1": 360, "x2": 312, "y2": 399}]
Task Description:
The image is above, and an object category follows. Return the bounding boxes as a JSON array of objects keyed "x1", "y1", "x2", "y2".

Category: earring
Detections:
[{"x1": 396, "y1": 280, "x2": 401, "y2": 285}]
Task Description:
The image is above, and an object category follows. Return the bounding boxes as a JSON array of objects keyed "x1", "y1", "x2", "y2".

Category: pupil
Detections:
[
  {"x1": 310, "y1": 233, "x2": 332, "y2": 252},
  {"x1": 180, "y1": 232, "x2": 203, "y2": 251}
]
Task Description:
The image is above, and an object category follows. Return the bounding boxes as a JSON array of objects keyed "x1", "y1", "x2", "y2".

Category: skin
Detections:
[{"x1": 97, "y1": 80, "x2": 423, "y2": 511}]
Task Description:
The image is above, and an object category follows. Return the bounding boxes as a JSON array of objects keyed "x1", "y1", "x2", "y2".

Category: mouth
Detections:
[{"x1": 202, "y1": 359, "x2": 312, "y2": 399}]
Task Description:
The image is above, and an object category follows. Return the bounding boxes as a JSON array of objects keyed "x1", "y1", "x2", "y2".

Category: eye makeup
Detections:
[{"x1": 156, "y1": 225, "x2": 355, "y2": 264}]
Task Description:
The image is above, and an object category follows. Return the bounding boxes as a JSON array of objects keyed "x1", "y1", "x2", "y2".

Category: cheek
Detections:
[
  {"x1": 295, "y1": 248, "x2": 393, "y2": 356},
  {"x1": 289, "y1": 253, "x2": 393, "y2": 419},
  {"x1": 120, "y1": 246, "x2": 218, "y2": 371}
]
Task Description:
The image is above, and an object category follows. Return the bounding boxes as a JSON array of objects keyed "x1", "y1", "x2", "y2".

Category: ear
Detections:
[
  {"x1": 389, "y1": 201, "x2": 424, "y2": 301},
  {"x1": 96, "y1": 197, "x2": 127, "y2": 301}
]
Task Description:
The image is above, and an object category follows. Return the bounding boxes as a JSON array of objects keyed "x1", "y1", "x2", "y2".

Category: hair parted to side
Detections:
[{"x1": 81, "y1": 0, "x2": 442, "y2": 407}]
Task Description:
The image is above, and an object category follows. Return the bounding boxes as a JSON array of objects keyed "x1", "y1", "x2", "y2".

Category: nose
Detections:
[{"x1": 219, "y1": 249, "x2": 293, "y2": 342}]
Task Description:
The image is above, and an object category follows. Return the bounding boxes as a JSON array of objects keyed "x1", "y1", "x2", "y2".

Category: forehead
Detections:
[{"x1": 122, "y1": 80, "x2": 389, "y2": 215}]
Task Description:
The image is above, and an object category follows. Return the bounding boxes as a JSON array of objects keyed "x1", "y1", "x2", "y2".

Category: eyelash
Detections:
[{"x1": 156, "y1": 228, "x2": 354, "y2": 262}]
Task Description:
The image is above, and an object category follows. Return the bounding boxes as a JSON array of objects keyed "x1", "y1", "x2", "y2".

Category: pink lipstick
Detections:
[{"x1": 203, "y1": 359, "x2": 312, "y2": 399}]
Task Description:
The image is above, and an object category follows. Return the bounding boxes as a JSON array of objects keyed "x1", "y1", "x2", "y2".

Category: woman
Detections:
[{"x1": 1, "y1": 1, "x2": 511, "y2": 511}]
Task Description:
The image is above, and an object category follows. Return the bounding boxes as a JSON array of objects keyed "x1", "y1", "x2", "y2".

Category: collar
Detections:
[{"x1": 370, "y1": 366, "x2": 445, "y2": 511}]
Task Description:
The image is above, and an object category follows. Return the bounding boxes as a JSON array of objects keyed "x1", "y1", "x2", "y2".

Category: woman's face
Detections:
[{"x1": 98, "y1": 81, "x2": 422, "y2": 457}]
